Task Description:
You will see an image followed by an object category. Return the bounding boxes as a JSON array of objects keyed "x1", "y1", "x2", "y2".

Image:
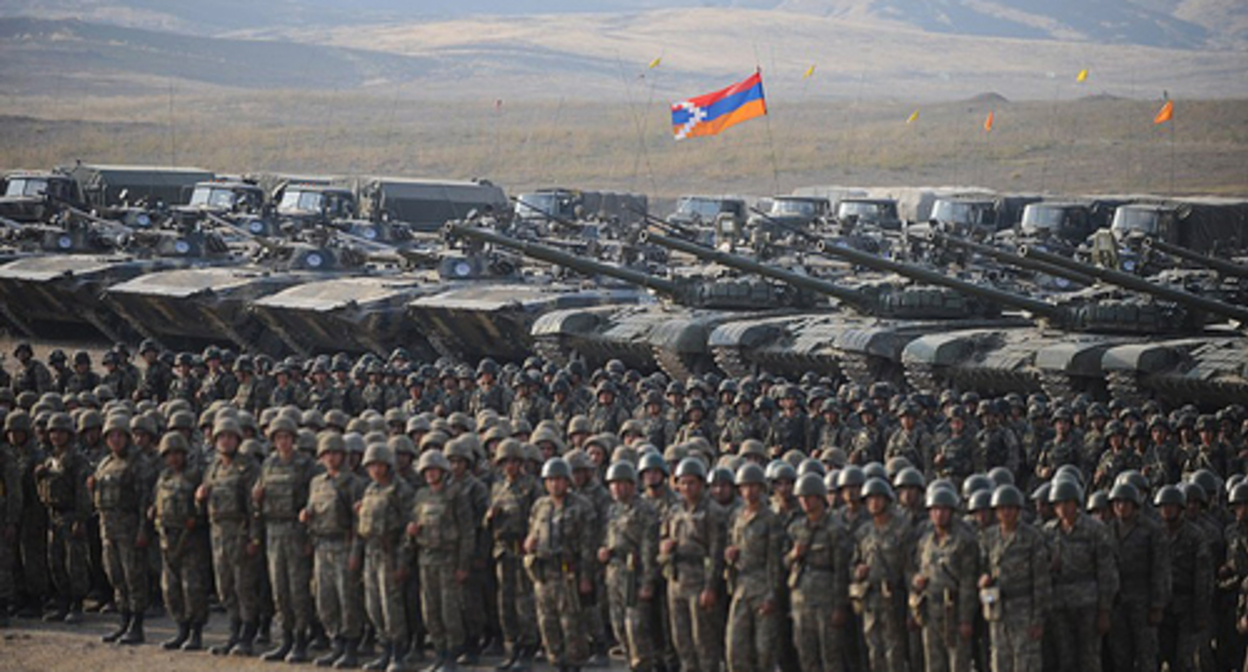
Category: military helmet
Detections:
[
  {"x1": 1181, "y1": 481, "x2": 1207, "y2": 505},
  {"x1": 1108, "y1": 482, "x2": 1141, "y2": 506},
  {"x1": 1054, "y1": 464, "x2": 1084, "y2": 487},
  {"x1": 102, "y1": 414, "x2": 130, "y2": 436},
  {"x1": 991, "y1": 485, "x2": 1025, "y2": 509},
  {"x1": 1114, "y1": 470, "x2": 1149, "y2": 494},
  {"x1": 444, "y1": 436, "x2": 476, "y2": 463},
  {"x1": 925, "y1": 487, "x2": 960, "y2": 510},
  {"x1": 1048, "y1": 479, "x2": 1084, "y2": 504},
  {"x1": 638, "y1": 451, "x2": 669, "y2": 476},
  {"x1": 4, "y1": 410, "x2": 31, "y2": 434},
  {"x1": 605, "y1": 461, "x2": 638, "y2": 484},
  {"x1": 1228, "y1": 482, "x2": 1248, "y2": 506},
  {"x1": 795, "y1": 473, "x2": 828, "y2": 498},
  {"x1": 764, "y1": 460, "x2": 797, "y2": 483},
  {"x1": 675, "y1": 456, "x2": 707, "y2": 480},
  {"x1": 1190, "y1": 470, "x2": 1220, "y2": 503},
  {"x1": 735, "y1": 463, "x2": 766, "y2": 486},
  {"x1": 541, "y1": 457, "x2": 572, "y2": 480},
  {"x1": 494, "y1": 438, "x2": 525, "y2": 464},
  {"x1": 47, "y1": 412, "x2": 75, "y2": 433},
  {"x1": 1086, "y1": 490, "x2": 1109, "y2": 512},
  {"x1": 961, "y1": 474, "x2": 993, "y2": 500},
  {"x1": 158, "y1": 432, "x2": 189, "y2": 457},
  {"x1": 213, "y1": 417, "x2": 242, "y2": 440},
  {"x1": 317, "y1": 433, "x2": 346, "y2": 457},
  {"x1": 417, "y1": 450, "x2": 451, "y2": 474},
  {"x1": 1153, "y1": 485, "x2": 1186, "y2": 508},
  {"x1": 78, "y1": 410, "x2": 103, "y2": 431},
  {"x1": 567, "y1": 415, "x2": 591, "y2": 436},
  {"x1": 564, "y1": 448, "x2": 593, "y2": 472},
  {"x1": 968, "y1": 489, "x2": 993, "y2": 513},
  {"x1": 708, "y1": 466, "x2": 736, "y2": 487},
  {"x1": 269, "y1": 416, "x2": 298, "y2": 439},
  {"x1": 797, "y1": 458, "x2": 826, "y2": 478},
  {"x1": 987, "y1": 467, "x2": 1014, "y2": 487},
  {"x1": 861, "y1": 477, "x2": 895, "y2": 501},
  {"x1": 362, "y1": 443, "x2": 395, "y2": 470},
  {"x1": 738, "y1": 439, "x2": 766, "y2": 460},
  {"x1": 837, "y1": 465, "x2": 866, "y2": 488},
  {"x1": 862, "y1": 462, "x2": 887, "y2": 482},
  {"x1": 1030, "y1": 482, "x2": 1051, "y2": 503},
  {"x1": 388, "y1": 435, "x2": 418, "y2": 458},
  {"x1": 893, "y1": 467, "x2": 925, "y2": 490}
]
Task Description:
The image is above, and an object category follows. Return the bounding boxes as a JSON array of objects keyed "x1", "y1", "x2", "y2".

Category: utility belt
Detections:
[{"x1": 524, "y1": 554, "x2": 577, "y2": 583}]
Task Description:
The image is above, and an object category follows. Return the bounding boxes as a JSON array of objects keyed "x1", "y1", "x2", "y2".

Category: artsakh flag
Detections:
[{"x1": 671, "y1": 71, "x2": 767, "y2": 141}]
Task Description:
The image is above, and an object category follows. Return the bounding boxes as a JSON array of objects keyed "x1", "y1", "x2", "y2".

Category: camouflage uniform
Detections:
[
  {"x1": 915, "y1": 522, "x2": 979, "y2": 672},
  {"x1": 786, "y1": 508, "x2": 850, "y2": 672},
  {"x1": 487, "y1": 473, "x2": 541, "y2": 657},
  {"x1": 138, "y1": 358, "x2": 173, "y2": 402},
  {"x1": 768, "y1": 411, "x2": 812, "y2": 454},
  {"x1": 306, "y1": 465, "x2": 366, "y2": 645},
  {"x1": 153, "y1": 452, "x2": 209, "y2": 634},
  {"x1": 976, "y1": 424, "x2": 1021, "y2": 475},
  {"x1": 935, "y1": 434, "x2": 976, "y2": 486},
  {"x1": 408, "y1": 473, "x2": 474, "y2": 657},
  {"x1": 1160, "y1": 517, "x2": 1211, "y2": 672},
  {"x1": 355, "y1": 472, "x2": 416, "y2": 650},
  {"x1": 254, "y1": 449, "x2": 318, "y2": 644},
  {"x1": 12, "y1": 358, "x2": 53, "y2": 394},
  {"x1": 6, "y1": 421, "x2": 49, "y2": 612},
  {"x1": 93, "y1": 443, "x2": 152, "y2": 618},
  {"x1": 0, "y1": 445, "x2": 22, "y2": 614},
  {"x1": 725, "y1": 504, "x2": 784, "y2": 672},
  {"x1": 35, "y1": 445, "x2": 92, "y2": 610},
  {"x1": 660, "y1": 495, "x2": 728, "y2": 672},
  {"x1": 981, "y1": 521, "x2": 1051, "y2": 672},
  {"x1": 525, "y1": 492, "x2": 595, "y2": 668},
  {"x1": 202, "y1": 449, "x2": 262, "y2": 638},
  {"x1": 1108, "y1": 513, "x2": 1170, "y2": 672},
  {"x1": 853, "y1": 511, "x2": 915, "y2": 672},
  {"x1": 886, "y1": 425, "x2": 935, "y2": 472},
  {"x1": 1044, "y1": 514, "x2": 1118, "y2": 672},
  {"x1": 601, "y1": 493, "x2": 660, "y2": 670}
]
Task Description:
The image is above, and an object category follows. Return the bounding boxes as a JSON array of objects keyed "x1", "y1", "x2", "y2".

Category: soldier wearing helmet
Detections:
[
  {"x1": 1155, "y1": 484, "x2": 1213, "y2": 672},
  {"x1": 509, "y1": 371, "x2": 550, "y2": 431},
  {"x1": 195, "y1": 416, "x2": 263, "y2": 656},
  {"x1": 470, "y1": 358, "x2": 512, "y2": 417},
  {"x1": 151, "y1": 432, "x2": 210, "y2": 652},
  {"x1": 598, "y1": 461, "x2": 660, "y2": 672},
  {"x1": 638, "y1": 391, "x2": 678, "y2": 452},
  {"x1": 1093, "y1": 419, "x2": 1144, "y2": 491},
  {"x1": 136, "y1": 340, "x2": 173, "y2": 403},
  {"x1": 786, "y1": 472, "x2": 851, "y2": 672},
  {"x1": 299, "y1": 432, "x2": 366, "y2": 668},
  {"x1": 196, "y1": 347, "x2": 238, "y2": 409},
  {"x1": 524, "y1": 458, "x2": 595, "y2": 671},
  {"x1": 485, "y1": 438, "x2": 542, "y2": 670},
  {"x1": 566, "y1": 447, "x2": 613, "y2": 667},
  {"x1": 1034, "y1": 408, "x2": 1081, "y2": 483},
  {"x1": 979, "y1": 484, "x2": 1051, "y2": 672},
  {"x1": 1043, "y1": 478, "x2": 1117, "y2": 672},
  {"x1": 1107, "y1": 480, "x2": 1168, "y2": 672},
  {"x1": 724, "y1": 462, "x2": 784, "y2": 672},
  {"x1": 674, "y1": 398, "x2": 716, "y2": 447},
  {"x1": 34, "y1": 411, "x2": 92, "y2": 624},
  {"x1": 851, "y1": 477, "x2": 914, "y2": 672},
  {"x1": 444, "y1": 435, "x2": 493, "y2": 665},
  {"x1": 769, "y1": 385, "x2": 812, "y2": 455},
  {"x1": 589, "y1": 381, "x2": 630, "y2": 436},
  {"x1": 912, "y1": 486, "x2": 977, "y2": 672},
  {"x1": 12, "y1": 342, "x2": 53, "y2": 395},
  {"x1": 65, "y1": 351, "x2": 101, "y2": 394},
  {"x1": 167, "y1": 353, "x2": 200, "y2": 412},
  {"x1": 354, "y1": 443, "x2": 415, "y2": 671},
  {"x1": 885, "y1": 402, "x2": 933, "y2": 476}
]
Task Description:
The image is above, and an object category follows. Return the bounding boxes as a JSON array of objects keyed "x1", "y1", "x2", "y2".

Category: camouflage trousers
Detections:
[
  {"x1": 726, "y1": 590, "x2": 778, "y2": 672},
  {"x1": 990, "y1": 598, "x2": 1042, "y2": 672},
  {"x1": 791, "y1": 589, "x2": 847, "y2": 672},
  {"x1": 667, "y1": 582, "x2": 725, "y2": 672},
  {"x1": 159, "y1": 525, "x2": 210, "y2": 625},
  {"x1": 362, "y1": 543, "x2": 407, "y2": 645},
  {"x1": 419, "y1": 562, "x2": 465, "y2": 652},
  {"x1": 1050, "y1": 605, "x2": 1101, "y2": 672},
  {"x1": 1158, "y1": 608, "x2": 1201, "y2": 672},
  {"x1": 531, "y1": 567, "x2": 587, "y2": 666},
  {"x1": 605, "y1": 563, "x2": 656, "y2": 670},
  {"x1": 863, "y1": 589, "x2": 911, "y2": 672},
  {"x1": 1108, "y1": 598, "x2": 1157, "y2": 672},
  {"x1": 494, "y1": 552, "x2": 538, "y2": 649},
  {"x1": 922, "y1": 600, "x2": 972, "y2": 672},
  {"x1": 461, "y1": 557, "x2": 489, "y2": 646},
  {"x1": 99, "y1": 518, "x2": 149, "y2": 613},
  {"x1": 47, "y1": 517, "x2": 89, "y2": 600},
  {"x1": 313, "y1": 537, "x2": 363, "y2": 640},
  {"x1": 17, "y1": 507, "x2": 49, "y2": 599},
  {"x1": 265, "y1": 522, "x2": 313, "y2": 633},
  {"x1": 210, "y1": 521, "x2": 261, "y2": 623}
]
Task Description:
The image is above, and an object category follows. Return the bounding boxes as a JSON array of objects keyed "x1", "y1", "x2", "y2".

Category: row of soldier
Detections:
[{"x1": 1, "y1": 342, "x2": 1247, "y2": 672}]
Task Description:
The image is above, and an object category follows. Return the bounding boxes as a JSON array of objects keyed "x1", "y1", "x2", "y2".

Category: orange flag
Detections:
[
  {"x1": 1154, "y1": 100, "x2": 1174, "y2": 125},
  {"x1": 984, "y1": 111, "x2": 995, "y2": 133}
]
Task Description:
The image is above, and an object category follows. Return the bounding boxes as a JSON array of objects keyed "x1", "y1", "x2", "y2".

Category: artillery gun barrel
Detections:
[
  {"x1": 925, "y1": 230, "x2": 1096, "y2": 286},
  {"x1": 629, "y1": 206, "x2": 700, "y2": 239},
  {"x1": 1020, "y1": 244, "x2": 1248, "y2": 325},
  {"x1": 638, "y1": 229, "x2": 870, "y2": 310},
  {"x1": 815, "y1": 237, "x2": 1065, "y2": 320},
  {"x1": 1143, "y1": 236, "x2": 1248, "y2": 280},
  {"x1": 448, "y1": 223, "x2": 680, "y2": 295}
]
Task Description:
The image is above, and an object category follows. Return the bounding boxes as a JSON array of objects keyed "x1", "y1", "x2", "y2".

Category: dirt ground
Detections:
[{"x1": 0, "y1": 610, "x2": 627, "y2": 672}]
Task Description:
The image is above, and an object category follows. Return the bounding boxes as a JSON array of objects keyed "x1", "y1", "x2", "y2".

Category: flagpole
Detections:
[{"x1": 1169, "y1": 114, "x2": 1176, "y2": 196}]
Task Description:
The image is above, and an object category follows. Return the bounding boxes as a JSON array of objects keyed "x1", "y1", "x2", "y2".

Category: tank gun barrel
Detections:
[
  {"x1": 1020, "y1": 244, "x2": 1248, "y2": 325},
  {"x1": 448, "y1": 223, "x2": 680, "y2": 295},
  {"x1": 1143, "y1": 236, "x2": 1248, "y2": 280},
  {"x1": 638, "y1": 228, "x2": 870, "y2": 310},
  {"x1": 923, "y1": 230, "x2": 1096, "y2": 286},
  {"x1": 815, "y1": 237, "x2": 1064, "y2": 320},
  {"x1": 628, "y1": 205, "x2": 700, "y2": 239}
]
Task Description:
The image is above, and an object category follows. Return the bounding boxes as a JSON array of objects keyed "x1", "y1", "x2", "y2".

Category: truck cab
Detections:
[
  {"x1": 0, "y1": 172, "x2": 83, "y2": 222},
  {"x1": 835, "y1": 198, "x2": 901, "y2": 230},
  {"x1": 277, "y1": 184, "x2": 357, "y2": 221}
]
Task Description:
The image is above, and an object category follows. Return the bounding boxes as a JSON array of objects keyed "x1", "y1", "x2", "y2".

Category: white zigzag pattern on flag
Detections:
[{"x1": 673, "y1": 101, "x2": 707, "y2": 141}]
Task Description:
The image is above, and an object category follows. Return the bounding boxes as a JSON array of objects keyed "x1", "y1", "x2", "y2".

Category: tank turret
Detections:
[{"x1": 1142, "y1": 236, "x2": 1248, "y2": 280}]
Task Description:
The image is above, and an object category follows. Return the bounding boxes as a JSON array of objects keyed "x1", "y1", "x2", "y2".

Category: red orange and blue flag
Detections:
[{"x1": 671, "y1": 71, "x2": 767, "y2": 141}]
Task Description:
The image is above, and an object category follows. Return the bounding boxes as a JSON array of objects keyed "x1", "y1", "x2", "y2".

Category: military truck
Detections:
[
  {"x1": 62, "y1": 163, "x2": 214, "y2": 209},
  {"x1": 1108, "y1": 199, "x2": 1248, "y2": 255},
  {"x1": 350, "y1": 177, "x2": 509, "y2": 232},
  {"x1": 835, "y1": 198, "x2": 902, "y2": 230},
  {"x1": 276, "y1": 183, "x2": 357, "y2": 221},
  {"x1": 515, "y1": 188, "x2": 649, "y2": 227},
  {"x1": 0, "y1": 171, "x2": 84, "y2": 222}
]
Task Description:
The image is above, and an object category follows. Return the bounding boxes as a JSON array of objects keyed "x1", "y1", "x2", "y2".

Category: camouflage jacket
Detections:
[
  {"x1": 1044, "y1": 514, "x2": 1119, "y2": 611},
  {"x1": 727, "y1": 503, "x2": 785, "y2": 602},
  {"x1": 980, "y1": 522, "x2": 1051, "y2": 624},
  {"x1": 659, "y1": 495, "x2": 727, "y2": 594},
  {"x1": 1110, "y1": 514, "x2": 1171, "y2": 609}
]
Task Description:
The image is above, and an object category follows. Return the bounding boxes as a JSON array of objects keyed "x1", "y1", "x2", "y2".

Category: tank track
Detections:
[
  {"x1": 1038, "y1": 370, "x2": 1077, "y2": 403},
  {"x1": 1105, "y1": 370, "x2": 1147, "y2": 406},
  {"x1": 903, "y1": 362, "x2": 943, "y2": 395},
  {"x1": 534, "y1": 335, "x2": 573, "y2": 367},
  {"x1": 711, "y1": 345, "x2": 753, "y2": 378},
  {"x1": 653, "y1": 347, "x2": 710, "y2": 382},
  {"x1": 427, "y1": 331, "x2": 466, "y2": 364}
]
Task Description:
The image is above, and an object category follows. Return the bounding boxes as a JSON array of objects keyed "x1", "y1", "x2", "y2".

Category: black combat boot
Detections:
[
  {"x1": 442, "y1": 648, "x2": 462, "y2": 672},
  {"x1": 287, "y1": 630, "x2": 311, "y2": 664},
  {"x1": 358, "y1": 625, "x2": 376, "y2": 656},
  {"x1": 182, "y1": 622, "x2": 204, "y2": 651},
  {"x1": 103, "y1": 611, "x2": 132, "y2": 643},
  {"x1": 457, "y1": 638, "x2": 480, "y2": 665},
  {"x1": 317, "y1": 636, "x2": 346, "y2": 667},
  {"x1": 42, "y1": 598, "x2": 68, "y2": 622},
  {"x1": 211, "y1": 618, "x2": 241, "y2": 655},
  {"x1": 311, "y1": 621, "x2": 331, "y2": 651},
  {"x1": 334, "y1": 638, "x2": 360, "y2": 669},
  {"x1": 510, "y1": 644, "x2": 534, "y2": 672},
  {"x1": 362, "y1": 641, "x2": 392, "y2": 671},
  {"x1": 163, "y1": 621, "x2": 191, "y2": 650},
  {"x1": 257, "y1": 614, "x2": 274, "y2": 645},
  {"x1": 263, "y1": 629, "x2": 295, "y2": 661},
  {"x1": 120, "y1": 612, "x2": 145, "y2": 645},
  {"x1": 496, "y1": 644, "x2": 520, "y2": 671},
  {"x1": 63, "y1": 599, "x2": 84, "y2": 624},
  {"x1": 231, "y1": 620, "x2": 259, "y2": 656}
]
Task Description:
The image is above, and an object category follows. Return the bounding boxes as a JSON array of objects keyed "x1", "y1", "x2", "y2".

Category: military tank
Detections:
[
  {"x1": 446, "y1": 223, "x2": 821, "y2": 379},
  {"x1": 1142, "y1": 235, "x2": 1248, "y2": 280},
  {"x1": 892, "y1": 238, "x2": 1248, "y2": 405},
  {"x1": 101, "y1": 232, "x2": 375, "y2": 354},
  {"x1": 0, "y1": 214, "x2": 235, "y2": 342},
  {"x1": 639, "y1": 229, "x2": 1036, "y2": 386}
]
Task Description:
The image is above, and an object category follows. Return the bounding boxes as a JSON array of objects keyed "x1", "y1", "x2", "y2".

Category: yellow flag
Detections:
[
  {"x1": 906, "y1": 109, "x2": 920, "y2": 124},
  {"x1": 648, "y1": 57, "x2": 662, "y2": 69},
  {"x1": 803, "y1": 64, "x2": 816, "y2": 80},
  {"x1": 1076, "y1": 68, "x2": 1088, "y2": 83}
]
